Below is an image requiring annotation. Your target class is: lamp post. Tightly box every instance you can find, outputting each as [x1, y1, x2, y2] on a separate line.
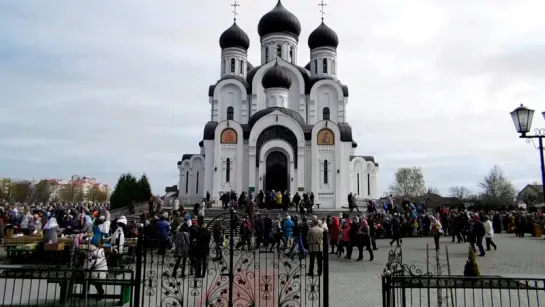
[510, 104, 545, 203]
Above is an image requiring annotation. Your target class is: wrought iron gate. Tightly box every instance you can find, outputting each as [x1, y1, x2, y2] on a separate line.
[134, 210, 329, 307]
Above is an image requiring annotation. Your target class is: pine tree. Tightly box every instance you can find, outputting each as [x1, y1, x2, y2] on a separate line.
[110, 173, 139, 209]
[463, 245, 480, 277]
[137, 174, 153, 202]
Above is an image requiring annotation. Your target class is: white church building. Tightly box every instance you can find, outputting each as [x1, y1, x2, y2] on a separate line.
[178, 1, 379, 208]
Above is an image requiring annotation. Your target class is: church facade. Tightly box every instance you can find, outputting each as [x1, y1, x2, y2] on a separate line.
[177, 1, 379, 208]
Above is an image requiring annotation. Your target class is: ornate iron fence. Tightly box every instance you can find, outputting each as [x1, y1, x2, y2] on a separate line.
[382, 246, 545, 307]
[135, 209, 330, 307]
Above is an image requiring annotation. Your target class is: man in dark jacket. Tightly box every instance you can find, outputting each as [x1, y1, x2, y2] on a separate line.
[472, 216, 486, 257]
[193, 216, 211, 278]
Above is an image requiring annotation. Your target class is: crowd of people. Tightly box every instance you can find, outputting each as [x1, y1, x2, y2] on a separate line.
[1, 197, 544, 282]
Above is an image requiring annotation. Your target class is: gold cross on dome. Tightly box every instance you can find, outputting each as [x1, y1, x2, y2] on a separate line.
[318, 0, 327, 21]
[231, 0, 240, 21]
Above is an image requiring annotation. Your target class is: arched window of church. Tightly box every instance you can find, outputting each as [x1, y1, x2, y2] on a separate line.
[240, 60, 244, 74]
[357, 173, 360, 195]
[289, 46, 294, 63]
[323, 107, 330, 120]
[226, 107, 234, 120]
[324, 160, 328, 184]
[367, 174, 371, 196]
[323, 59, 328, 74]
[277, 45, 282, 58]
[314, 59, 318, 74]
[230, 59, 235, 73]
[185, 171, 189, 193]
[265, 47, 269, 62]
[226, 158, 231, 182]
[196, 171, 199, 194]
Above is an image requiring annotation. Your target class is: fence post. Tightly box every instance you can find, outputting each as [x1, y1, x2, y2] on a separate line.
[228, 208, 235, 307]
[322, 229, 329, 307]
[133, 226, 144, 307]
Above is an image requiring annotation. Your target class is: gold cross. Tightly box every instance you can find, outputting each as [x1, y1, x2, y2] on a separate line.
[231, 0, 240, 21]
[318, 0, 327, 21]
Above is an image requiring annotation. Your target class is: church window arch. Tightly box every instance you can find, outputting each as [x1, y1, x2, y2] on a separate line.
[265, 47, 269, 62]
[196, 171, 199, 194]
[226, 158, 231, 182]
[277, 45, 282, 58]
[314, 59, 318, 74]
[230, 59, 235, 73]
[289, 46, 294, 63]
[323, 59, 328, 74]
[185, 171, 189, 193]
[323, 107, 330, 120]
[367, 174, 371, 196]
[324, 160, 329, 184]
[239, 59, 244, 74]
[226, 106, 234, 120]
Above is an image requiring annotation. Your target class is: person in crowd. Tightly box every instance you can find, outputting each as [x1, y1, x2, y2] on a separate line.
[84, 245, 107, 295]
[172, 224, 190, 277]
[307, 218, 323, 276]
[111, 216, 127, 254]
[193, 216, 211, 278]
[483, 215, 497, 251]
[430, 216, 442, 250]
[156, 212, 171, 255]
[355, 218, 374, 262]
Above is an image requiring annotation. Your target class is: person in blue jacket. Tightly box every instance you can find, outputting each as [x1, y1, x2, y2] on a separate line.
[282, 215, 294, 249]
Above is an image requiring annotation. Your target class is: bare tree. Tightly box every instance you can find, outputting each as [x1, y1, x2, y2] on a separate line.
[427, 186, 441, 195]
[389, 167, 427, 198]
[478, 165, 516, 207]
[449, 186, 470, 201]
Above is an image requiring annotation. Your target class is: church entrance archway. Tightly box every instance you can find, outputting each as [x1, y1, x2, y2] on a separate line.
[265, 151, 288, 192]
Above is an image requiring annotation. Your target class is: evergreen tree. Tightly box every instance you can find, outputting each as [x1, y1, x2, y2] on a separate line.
[110, 173, 139, 209]
[137, 174, 153, 202]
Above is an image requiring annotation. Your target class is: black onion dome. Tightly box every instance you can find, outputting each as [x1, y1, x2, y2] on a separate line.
[258, 0, 301, 38]
[308, 21, 339, 49]
[219, 22, 250, 50]
[262, 62, 292, 89]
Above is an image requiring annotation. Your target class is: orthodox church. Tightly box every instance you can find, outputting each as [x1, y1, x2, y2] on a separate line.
[177, 1, 379, 208]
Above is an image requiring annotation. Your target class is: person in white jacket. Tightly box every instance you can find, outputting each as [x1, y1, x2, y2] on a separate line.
[84, 245, 107, 295]
[483, 216, 497, 251]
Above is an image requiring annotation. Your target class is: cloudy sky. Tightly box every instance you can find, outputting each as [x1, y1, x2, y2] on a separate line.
[1, 0, 545, 196]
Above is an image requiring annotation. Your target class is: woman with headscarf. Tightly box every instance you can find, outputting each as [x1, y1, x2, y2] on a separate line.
[83, 245, 107, 295]
[43, 217, 62, 244]
[329, 216, 340, 254]
[355, 218, 374, 261]
[110, 216, 127, 254]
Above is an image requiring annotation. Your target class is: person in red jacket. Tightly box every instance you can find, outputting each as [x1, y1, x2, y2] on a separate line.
[329, 216, 340, 254]
[338, 218, 351, 257]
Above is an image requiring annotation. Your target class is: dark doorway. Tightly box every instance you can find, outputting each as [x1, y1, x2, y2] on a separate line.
[265, 151, 288, 192]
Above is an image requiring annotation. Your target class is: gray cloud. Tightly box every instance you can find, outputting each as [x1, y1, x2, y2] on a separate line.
[1, 0, 544, 196]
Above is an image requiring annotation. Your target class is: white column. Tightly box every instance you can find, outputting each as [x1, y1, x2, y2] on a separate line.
[259, 160, 265, 191]
[297, 151, 304, 193]
[249, 153, 256, 191]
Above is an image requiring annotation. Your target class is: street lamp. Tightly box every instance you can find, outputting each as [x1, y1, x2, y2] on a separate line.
[510, 104, 545, 204]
